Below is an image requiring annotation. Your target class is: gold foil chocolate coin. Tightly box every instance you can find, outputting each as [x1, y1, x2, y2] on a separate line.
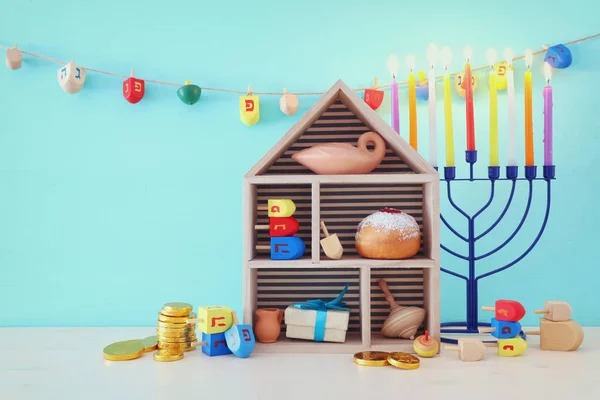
[353, 351, 390, 366]
[158, 311, 196, 323]
[153, 350, 184, 362]
[162, 302, 193, 317]
[103, 339, 145, 361]
[387, 352, 420, 370]
[141, 335, 158, 353]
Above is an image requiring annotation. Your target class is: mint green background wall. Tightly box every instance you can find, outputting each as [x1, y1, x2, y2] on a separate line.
[1, 0, 598, 326]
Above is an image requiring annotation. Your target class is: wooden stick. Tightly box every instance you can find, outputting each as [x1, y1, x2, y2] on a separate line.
[254, 224, 269, 229]
[524, 330, 540, 335]
[231, 311, 239, 325]
[444, 345, 459, 351]
[320, 220, 330, 237]
[257, 205, 268, 211]
[481, 306, 495, 311]
[478, 327, 495, 333]
[533, 309, 548, 315]
[377, 279, 401, 310]
[255, 245, 270, 251]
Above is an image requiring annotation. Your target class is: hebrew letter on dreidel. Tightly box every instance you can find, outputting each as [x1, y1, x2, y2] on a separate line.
[225, 311, 256, 358]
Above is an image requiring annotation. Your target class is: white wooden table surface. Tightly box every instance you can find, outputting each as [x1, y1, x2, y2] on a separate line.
[1, 327, 599, 400]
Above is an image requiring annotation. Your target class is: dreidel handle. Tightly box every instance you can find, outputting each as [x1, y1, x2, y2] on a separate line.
[444, 345, 459, 351]
[481, 306, 495, 311]
[534, 309, 548, 315]
[320, 221, 330, 237]
[524, 330, 540, 335]
[255, 245, 270, 250]
[478, 327, 496, 333]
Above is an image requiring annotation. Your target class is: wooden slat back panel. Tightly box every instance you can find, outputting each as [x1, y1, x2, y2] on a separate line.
[370, 269, 425, 332]
[320, 183, 424, 258]
[264, 99, 414, 175]
[256, 268, 361, 333]
[256, 184, 312, 258]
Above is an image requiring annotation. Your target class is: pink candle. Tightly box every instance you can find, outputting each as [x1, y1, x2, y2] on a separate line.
[387, 55, 400, 133]
[543, 63, 553, 165]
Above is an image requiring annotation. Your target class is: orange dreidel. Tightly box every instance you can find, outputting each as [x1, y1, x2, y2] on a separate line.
[363, 78, 384, 110]
[444, 338, 486, 361]
[254, 217, 299, 237]
[534, 301, 572, 322]
[257, 199, 296, 217]
[485, 337, 528, 357]
[320, 221, 343, 260]
[481, 300, 526, 322]
[524, 318, 583, 351]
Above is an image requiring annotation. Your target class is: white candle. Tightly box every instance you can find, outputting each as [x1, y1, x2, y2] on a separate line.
[504, 48, 517, 166]
[427, 44, 438, 167]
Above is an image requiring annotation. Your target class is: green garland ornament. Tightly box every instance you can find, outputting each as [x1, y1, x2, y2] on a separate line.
[177, 80, 201, 105]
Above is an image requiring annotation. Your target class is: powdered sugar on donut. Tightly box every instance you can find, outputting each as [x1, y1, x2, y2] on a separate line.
[356, 209, 420, 240]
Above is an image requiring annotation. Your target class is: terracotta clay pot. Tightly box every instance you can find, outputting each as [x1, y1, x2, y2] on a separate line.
[255, 308, 283, 343]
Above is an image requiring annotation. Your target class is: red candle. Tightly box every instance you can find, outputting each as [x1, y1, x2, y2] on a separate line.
[463, 47, 475, 151]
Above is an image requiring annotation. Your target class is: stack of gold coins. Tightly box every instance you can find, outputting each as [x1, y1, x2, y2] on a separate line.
[154, 302, 197, 362]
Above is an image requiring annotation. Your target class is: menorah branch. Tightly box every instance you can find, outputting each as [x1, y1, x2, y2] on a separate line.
[474, 180, 533, 261]
[472, 181, 495, 219]
[446, 182, 470, 219]
[441, 267, 468, 281]
[475, 180, 517, 240]
[476, 179, 552, 281]
[441, 244, 469, 261]
[441, 214, 468, 242]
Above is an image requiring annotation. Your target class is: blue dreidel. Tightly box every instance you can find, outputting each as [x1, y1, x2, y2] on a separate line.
[416, 71, 429, 101]
[478, 318, 522, 339]
[225, 311, 255, 358]
[544, 44, 572, 69]
[201, 332, 232, 357]
[256, 236, 305, 260]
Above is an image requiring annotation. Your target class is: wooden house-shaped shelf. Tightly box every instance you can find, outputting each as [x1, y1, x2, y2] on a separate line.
[242, 80, 440, 354]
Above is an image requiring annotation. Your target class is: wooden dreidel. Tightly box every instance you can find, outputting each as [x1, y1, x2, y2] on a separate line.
[199, 332, 232, 357]
[177, 80, 201, 105]
[257, 199, 296, 217]
[493, 61, 509, 91]
[240, 85, 260, 126]
[481, 300, 526, 322]
[485, 337, 527, 357]
[280, 88, 299, 116]
[454, 70, 478, 98]
[256, 236, 305, 260]
[320, 220, 343, 260]
[544, 44, 572, 69]
[5, 44, 22, 70]
[416, 71, 429, 101]
[123, 68, 145, 104]
[525, 318, 583, 351]
[363, 78, 384, 110]
[58, 60, 86, 94]
[187, 306, 233, 334]
[534, 301, 572, 322]
[254, 217, 299, 237]
[478, 318, 522, 339]
[224, 311, 255, 358]
[444, 338, 485, 362]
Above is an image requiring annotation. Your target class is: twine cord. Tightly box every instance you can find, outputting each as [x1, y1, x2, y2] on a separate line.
[2, 32, 599, 95]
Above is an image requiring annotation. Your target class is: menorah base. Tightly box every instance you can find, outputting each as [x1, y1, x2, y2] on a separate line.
[440, 322, 527, 344]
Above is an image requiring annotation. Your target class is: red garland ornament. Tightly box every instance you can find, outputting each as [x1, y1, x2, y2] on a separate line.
[123, 68, 145, 104]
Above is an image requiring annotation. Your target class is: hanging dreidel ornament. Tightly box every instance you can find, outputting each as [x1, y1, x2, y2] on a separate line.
[5, 44, 22, 70]
[280, 88, 299, 116]
[454, 67, 478, 98]
[363, 78, 384, 110]
[240, 85, 260, 125]
[123, 68, 145, 104]
[493, 61, 509, 91]
[416, 71, 429, 101]
[58, 60, 86, 94]
[544, 44, 572, 69]
[177, 80, 201, 105]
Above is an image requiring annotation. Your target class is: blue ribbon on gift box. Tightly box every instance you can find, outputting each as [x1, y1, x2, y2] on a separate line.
[290, 283, 350, 342]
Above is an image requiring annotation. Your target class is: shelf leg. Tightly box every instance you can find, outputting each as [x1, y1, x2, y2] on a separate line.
[360, 267, 371, 348]
[311, 181, 320, 264]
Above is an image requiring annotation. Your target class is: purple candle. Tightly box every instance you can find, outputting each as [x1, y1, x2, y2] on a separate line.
[543, 63, 553, 166]
[387, 55, 400, 133]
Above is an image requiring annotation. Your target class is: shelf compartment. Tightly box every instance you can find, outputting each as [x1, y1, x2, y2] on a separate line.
[254, 183, 312, 259]
[248, 255, 435, 269]
[369, 334, 416, 352]
[370, 268, 425, 334]
[255, 267, 361, 336]
[253, 332, 363, 354]
[320, 182, 425, 259]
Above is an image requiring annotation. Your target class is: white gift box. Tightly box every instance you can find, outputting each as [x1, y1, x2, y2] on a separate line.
[284, 305, 350, 343]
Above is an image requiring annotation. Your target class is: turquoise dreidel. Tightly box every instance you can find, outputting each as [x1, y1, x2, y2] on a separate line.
[224, 311, 256, 358]
[544, 44, 572, 69]
[416, 71, 428, 101]
[478, 318, 522, 339]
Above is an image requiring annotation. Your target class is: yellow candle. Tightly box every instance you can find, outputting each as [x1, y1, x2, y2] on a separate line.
[443, 70, 454, 167]
[489, 69, 498, 166]
[524, 50, 534, 166]
[408, 70, 417, 150]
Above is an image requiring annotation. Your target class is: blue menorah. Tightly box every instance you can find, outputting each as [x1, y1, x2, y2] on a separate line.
[438, 150, 555, 343]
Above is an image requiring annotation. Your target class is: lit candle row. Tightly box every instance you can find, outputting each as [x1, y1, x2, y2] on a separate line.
[387, 46, 554, 170]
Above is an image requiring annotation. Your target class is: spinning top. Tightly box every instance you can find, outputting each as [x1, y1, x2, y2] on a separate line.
[378, 279, 426, 339]
[177, 80, 201, 105]
[413, 330, 439, 357]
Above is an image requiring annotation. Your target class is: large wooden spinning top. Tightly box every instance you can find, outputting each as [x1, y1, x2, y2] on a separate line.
[378, 278, 426, 339]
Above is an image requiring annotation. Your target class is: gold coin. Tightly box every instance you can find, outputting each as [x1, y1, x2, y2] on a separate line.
[141, 335, 158, 353]
[158, 311, 196, 324]
[353, 351, 390, 366]
[156, 329, 193, 338]
[162, 302, 193, 317]
[184, 344, 197, 352]
[153, 350, 184, 362]
[156, 320, 197, 329]
[103, 340, 145, 361]
[158, 341, 196, 350]
[158, 336, 196, 344]
[387, 352, 420, 370]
